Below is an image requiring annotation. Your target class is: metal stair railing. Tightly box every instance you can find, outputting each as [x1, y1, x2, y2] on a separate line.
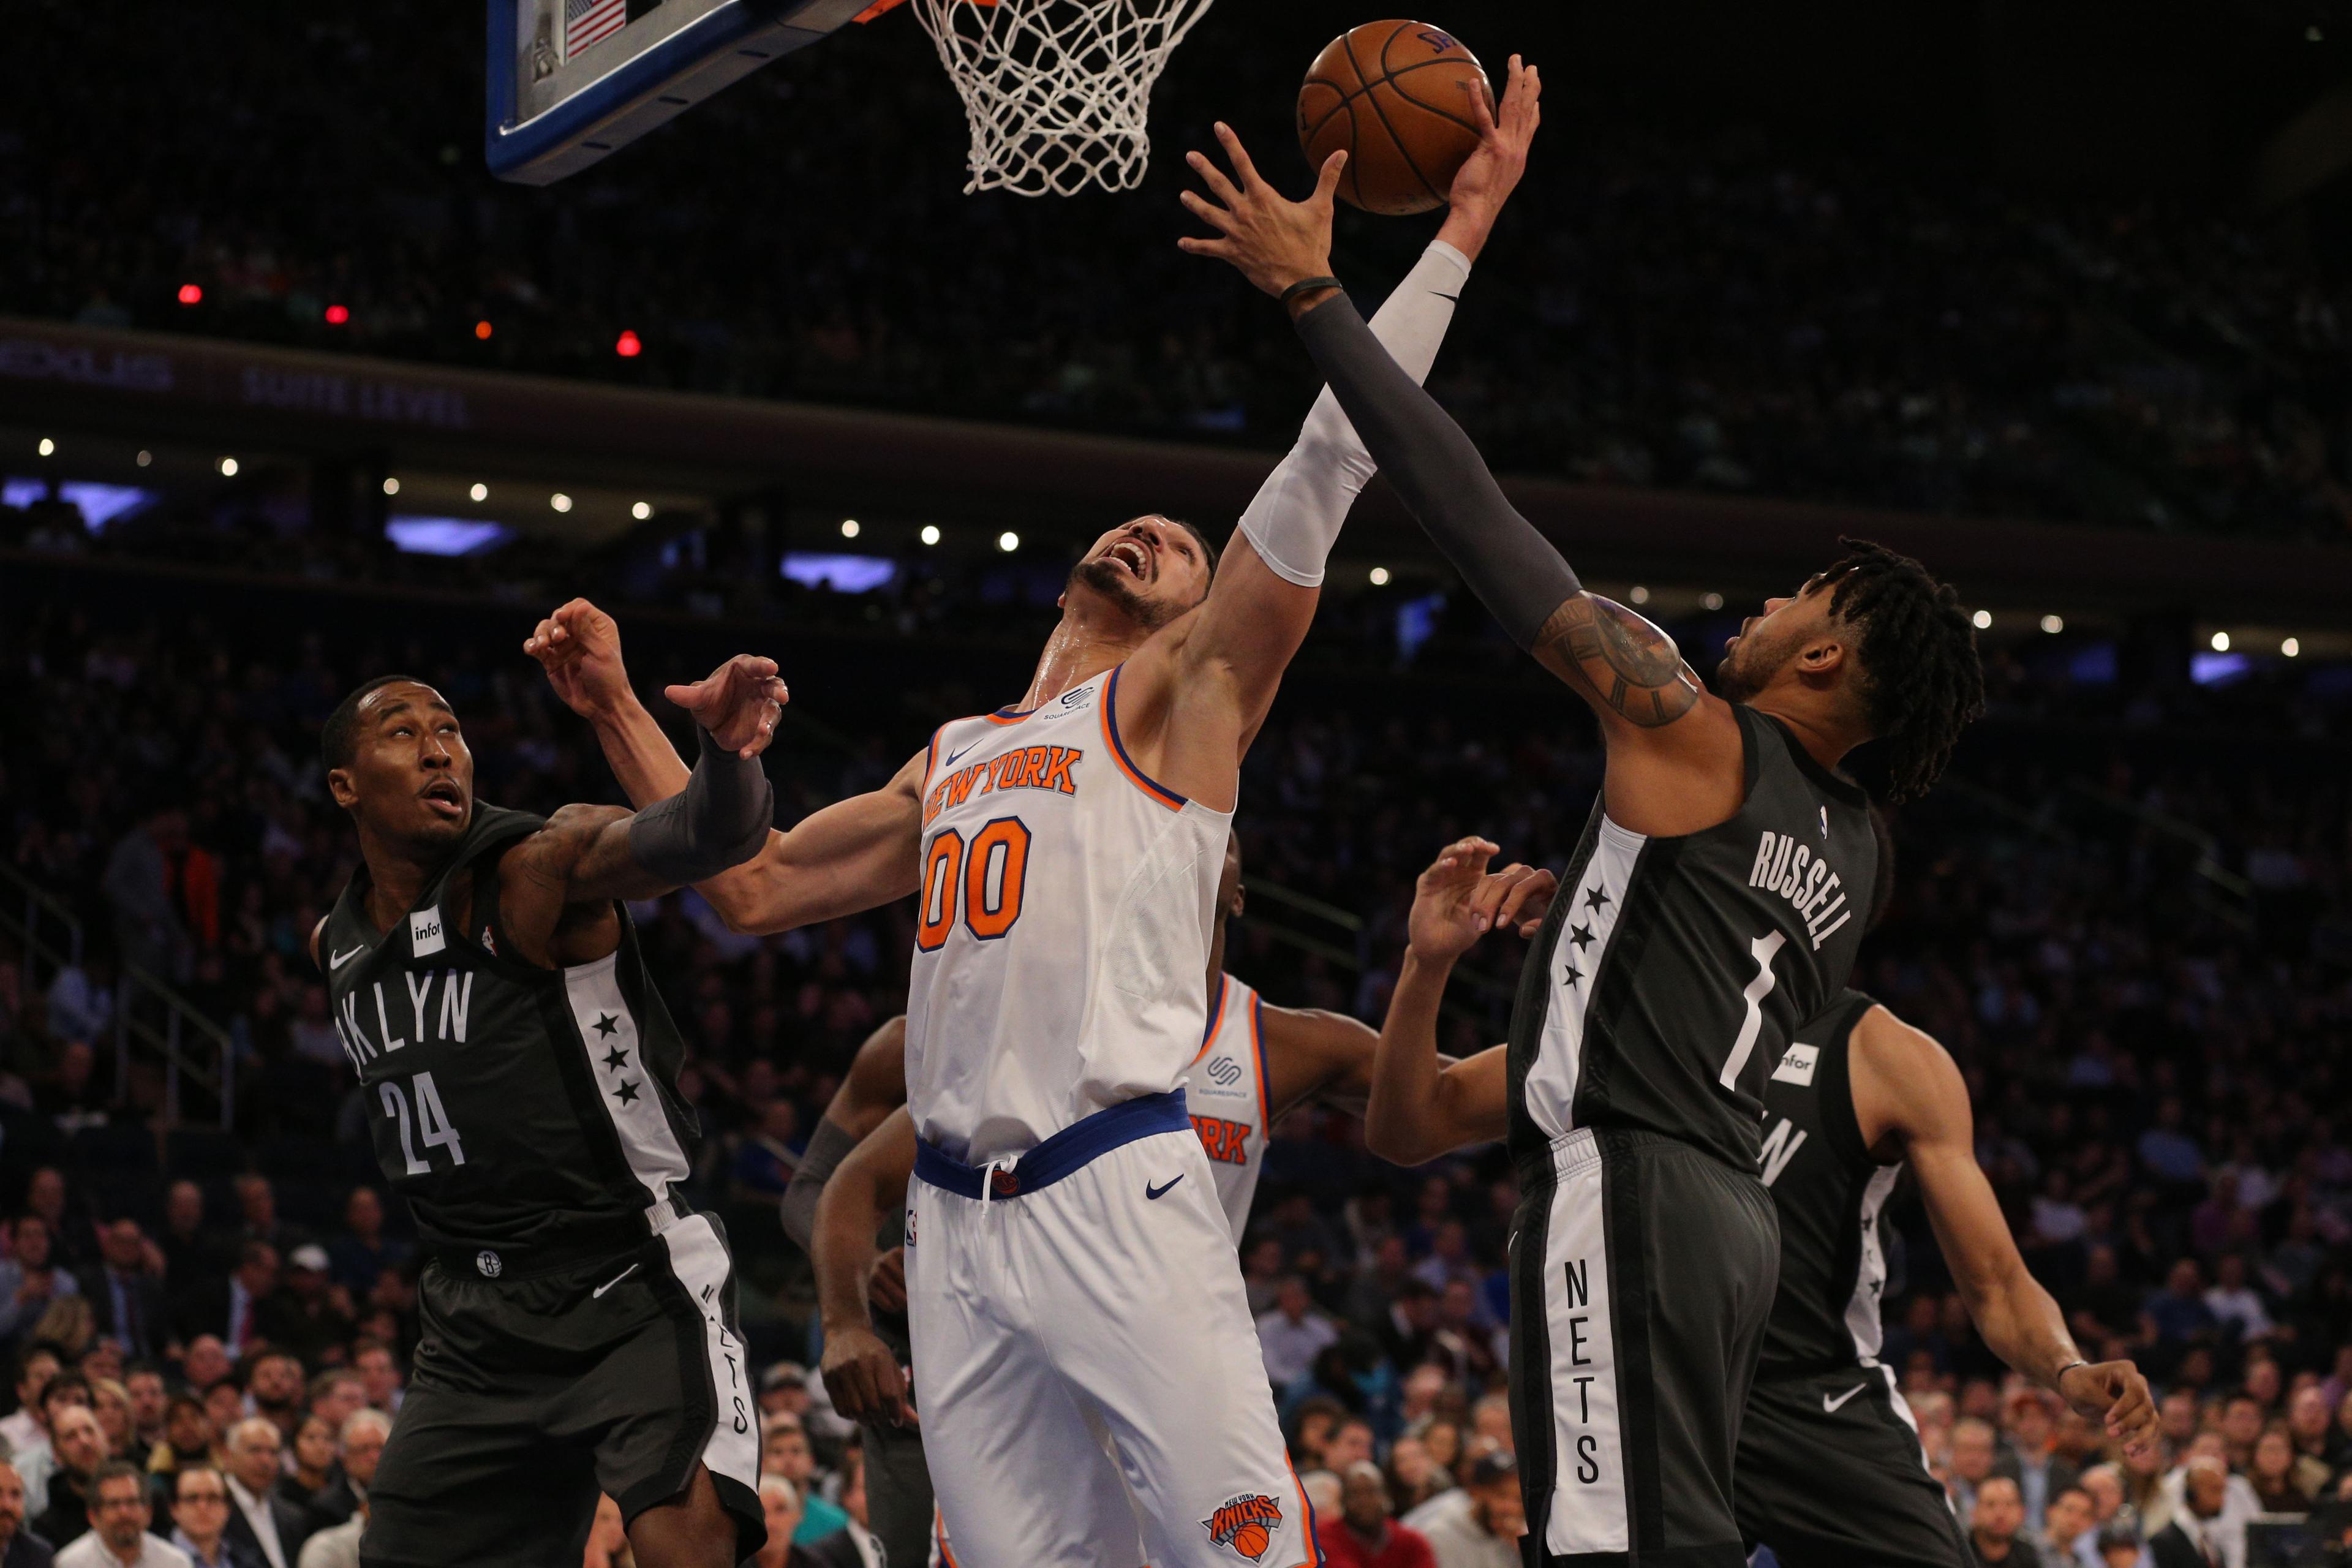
[0, 862, 236, 1128]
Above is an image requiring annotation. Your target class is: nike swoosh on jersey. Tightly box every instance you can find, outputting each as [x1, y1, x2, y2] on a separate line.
[1145, 1175, 1184, 1200]
[940, 742, 976, 770]
[1823, 1383, 1869, 1413]
[329, 944, 366, 970]
[592, 1262, 641, 1298]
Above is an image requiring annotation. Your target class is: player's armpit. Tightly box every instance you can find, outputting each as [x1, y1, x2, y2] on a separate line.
[1529, 593, 1705, 729]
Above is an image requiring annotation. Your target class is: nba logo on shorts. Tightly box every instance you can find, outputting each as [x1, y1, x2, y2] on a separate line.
[1200, 1493, 1283, 1561]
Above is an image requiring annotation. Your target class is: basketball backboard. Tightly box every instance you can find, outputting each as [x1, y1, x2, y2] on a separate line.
[486, 0, 869, 185]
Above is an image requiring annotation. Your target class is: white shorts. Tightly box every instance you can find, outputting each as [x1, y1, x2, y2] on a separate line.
[908, 1108, 1317, 1568]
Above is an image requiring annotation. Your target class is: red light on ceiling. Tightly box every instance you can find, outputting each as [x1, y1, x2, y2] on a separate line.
[324, 304, 350, 325]
[176, 284, 203, 306]
[474, 320, 494, 341]
[615, 330, 643, 358]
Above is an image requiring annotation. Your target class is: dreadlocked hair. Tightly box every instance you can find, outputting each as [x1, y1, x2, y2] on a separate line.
[1822, 538, 1985, 804]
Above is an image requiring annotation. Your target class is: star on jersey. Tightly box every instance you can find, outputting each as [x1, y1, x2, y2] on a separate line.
[594, 1014, 619, 1037]
[1584, 885, 1611, 913]
[1569, 922, 1595, 950]
[601, 1047, 630, 1072]
[1561, 960, 1584, 988]
[612, 1080, 640, 1106]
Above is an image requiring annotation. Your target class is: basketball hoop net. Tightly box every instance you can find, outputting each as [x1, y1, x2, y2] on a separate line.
[880, 0, 1218, 197]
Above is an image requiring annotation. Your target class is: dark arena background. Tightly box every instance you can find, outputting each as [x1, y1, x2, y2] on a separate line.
[6, 1, 2352, 1565]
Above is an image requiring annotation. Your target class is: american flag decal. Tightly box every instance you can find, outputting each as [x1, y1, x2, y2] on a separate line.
[564, 0, 627, 59]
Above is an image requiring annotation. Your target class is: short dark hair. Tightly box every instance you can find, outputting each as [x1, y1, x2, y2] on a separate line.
[1822, 539, 1984, 804]
[88, 1459, 144, 1503]
[1167, 517, 1221, 582]
[40, 1372, 91, 1412]
[172, 1462, 228, 1501]
[321, 673, 428, 772]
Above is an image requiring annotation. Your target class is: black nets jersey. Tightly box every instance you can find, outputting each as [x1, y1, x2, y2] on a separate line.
[1506, 706, 1877, 1174]
[1755, 989, 1902, 1375]
[321, 802, 703, 1269]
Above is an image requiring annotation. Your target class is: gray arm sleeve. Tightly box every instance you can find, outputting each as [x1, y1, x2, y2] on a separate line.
[1292, 293, 1580, 650]
[780, 1115, 861, 1251]
[625, 725, 775, 885]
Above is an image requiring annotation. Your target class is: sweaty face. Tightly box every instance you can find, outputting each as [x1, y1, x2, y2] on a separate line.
[1715, 574, 1839, 702]
[1065, 516, 1212, 631]
[330, 681, 474, 850]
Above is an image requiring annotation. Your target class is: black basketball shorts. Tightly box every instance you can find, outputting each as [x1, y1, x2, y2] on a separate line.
[1509, 1128, 1780, 1567]
[1735, 1365, 1972, 1568]
[362, 1212, 763, 1568]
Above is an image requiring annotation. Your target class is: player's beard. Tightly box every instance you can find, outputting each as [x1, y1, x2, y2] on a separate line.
[1068, 557, 1183, 631]
[1715, 622, 1798, 704]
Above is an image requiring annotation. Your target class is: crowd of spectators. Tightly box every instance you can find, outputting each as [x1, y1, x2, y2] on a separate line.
[6, 2, 2351, 543]
[1, 546, 2350, 1566]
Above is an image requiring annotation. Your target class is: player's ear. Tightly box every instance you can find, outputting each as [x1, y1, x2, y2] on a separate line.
[1796, 636, 1847, 686]
[327, 766, 359, 809]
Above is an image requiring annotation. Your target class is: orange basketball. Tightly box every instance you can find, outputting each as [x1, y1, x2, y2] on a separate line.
[1297, 20, 1494, 216]
[1231, 1521, 1270, 1559]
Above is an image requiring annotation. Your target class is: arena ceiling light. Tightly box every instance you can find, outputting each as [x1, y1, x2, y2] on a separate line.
[920, 526, 941, 546]
[1700, 592, 1724, 611]
[470, 483, 489, 502]
[36, 437, 53, 457]
[2211, 631, 2231, 652]
[1368, 567, 1391, 586]
[475, 320, 494, 341]
[1628, 585, 1650, 605]
[325, 304, 350, 325]
[382, 477, 401, 496]
[615, 330, 643, 358]
[631, 502, 652, 521]
[551, 492, 573, 513]
[2283, 638, 2301, 658]
[840, 519, 861, 538]
[997, 531, 1020, 552]
[217, 456, 239, 477]
[176, 284, 202, 306]
[2040, 615, 2064, 634]
[135, 451, 151, 468]
[1972, 609, 1993, 630]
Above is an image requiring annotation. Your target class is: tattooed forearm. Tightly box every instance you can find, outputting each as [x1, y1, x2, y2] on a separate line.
[1533, 595, 1703, 726]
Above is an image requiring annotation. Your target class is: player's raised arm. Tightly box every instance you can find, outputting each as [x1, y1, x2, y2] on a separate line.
[1134, 61, 1537, 791]
[780, 1017, 907, 1251]
[1185, 65, 1740, 763]
[1363, 837, 1550, 1166]
[815, 1107, 919, 1428]
[1849, 1005, 2158, 1460]
[528, 600, 923, 933]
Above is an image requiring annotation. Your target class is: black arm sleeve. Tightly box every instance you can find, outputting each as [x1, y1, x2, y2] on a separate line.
[625, 725, 775, 885]
[1292, 293, 1580, 649]
[780, 1115, 861, 1252]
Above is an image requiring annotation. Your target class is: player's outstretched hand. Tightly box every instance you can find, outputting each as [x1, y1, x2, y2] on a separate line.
[1177, 122, 1344, 301]
[665, 655, 788, 761]
[524, 598, 633, 718]
[2059, 1359, 2158, 1463]
[1409, 837, 1556, 963]
[1440, 55, 1541, 261]
[821, 1324, 916, 1428]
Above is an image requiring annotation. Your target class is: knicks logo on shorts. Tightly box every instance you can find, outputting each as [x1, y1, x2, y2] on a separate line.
[1201, 1493, 1283, 1561]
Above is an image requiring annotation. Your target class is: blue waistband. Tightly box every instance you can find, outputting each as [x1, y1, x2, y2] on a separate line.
[914, 1089, 1190, 1200]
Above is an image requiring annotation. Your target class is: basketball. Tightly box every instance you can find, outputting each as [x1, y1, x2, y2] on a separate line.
[1297, 20, 1495, 216]
[1231, 1521, 1270, 1559]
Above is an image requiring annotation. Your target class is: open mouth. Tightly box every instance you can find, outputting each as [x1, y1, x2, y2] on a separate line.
[1107, 538, 1152, 581]
[421, 778, 465, 819]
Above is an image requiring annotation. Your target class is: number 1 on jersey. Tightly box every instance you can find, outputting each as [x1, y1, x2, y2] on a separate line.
[1719, 930, 1787, 1090]
[917, 818, 1032, 950]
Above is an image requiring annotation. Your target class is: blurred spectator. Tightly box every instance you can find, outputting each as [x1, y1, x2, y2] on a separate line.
[102, 811, 194, 984]
[86, 1385, 130, 1466]
[2147, 1458, 2227, 1568]
[1317, 1460, 1434, 1568]
[1, 1352, 65, 1455]
[121, 1370, 165, 1461]
[238, 1357, 304, 1449]
[1257, 1277, 1339, 1389]
[799, 1441, 881, 1568]
[2201, 1259, 2272, 1346]
[1970, 1476, 2039, 1566]
[752, 1476, 819, 1568]
[2044, 1487, 2097, 1568]
[32, 1408, 110, 1548]
[1400, 1451, 1520, 1568]
[163, 1466, 254, 1568]
[142, 1398, 211, 1488]
[78, 1226, 167, 1368]
[300, 1411, 382, 1535]
[263, 1256, 349, 1373]
[1997, 1389, 2079, 1542]
[217, 1420, 303, 1568]
[53, 1461, 184, 1568]
[0, 1458, 51, 1568]
[0, 1224, 83, 1346]
[288, 1501, 358, 1568]
[758, 1415, 845, 1547]
[345, 1346, 399, 1419]
[153, 1192, 215, 1301]
[318, 1198, 401, 1304]
[274, 1423, 331, 1524]
[1952, 1418, 2001, 1526]
[172, 1250, 282, 1362]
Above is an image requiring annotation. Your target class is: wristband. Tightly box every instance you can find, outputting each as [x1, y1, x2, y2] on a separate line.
[2054, 1360, 2088, 1385]
[1281, 276, 1343, 304]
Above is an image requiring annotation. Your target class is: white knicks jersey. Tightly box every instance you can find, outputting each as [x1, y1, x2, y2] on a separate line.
[906, 664, 1234, 1164]
[1181, 974, 1271, 1243]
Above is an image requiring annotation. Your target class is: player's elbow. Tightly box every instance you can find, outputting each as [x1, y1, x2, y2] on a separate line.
[1363, 1112, 1438, 1168]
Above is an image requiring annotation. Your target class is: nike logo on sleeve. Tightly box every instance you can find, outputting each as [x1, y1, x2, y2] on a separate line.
[1823, 1384, 1869, 1413]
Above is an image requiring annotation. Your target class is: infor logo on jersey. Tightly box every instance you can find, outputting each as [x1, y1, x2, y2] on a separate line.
[410, 907, 445, 957]
[1201, 1493, 1283, 1561]
[1771, 1043, 1820, 1086]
